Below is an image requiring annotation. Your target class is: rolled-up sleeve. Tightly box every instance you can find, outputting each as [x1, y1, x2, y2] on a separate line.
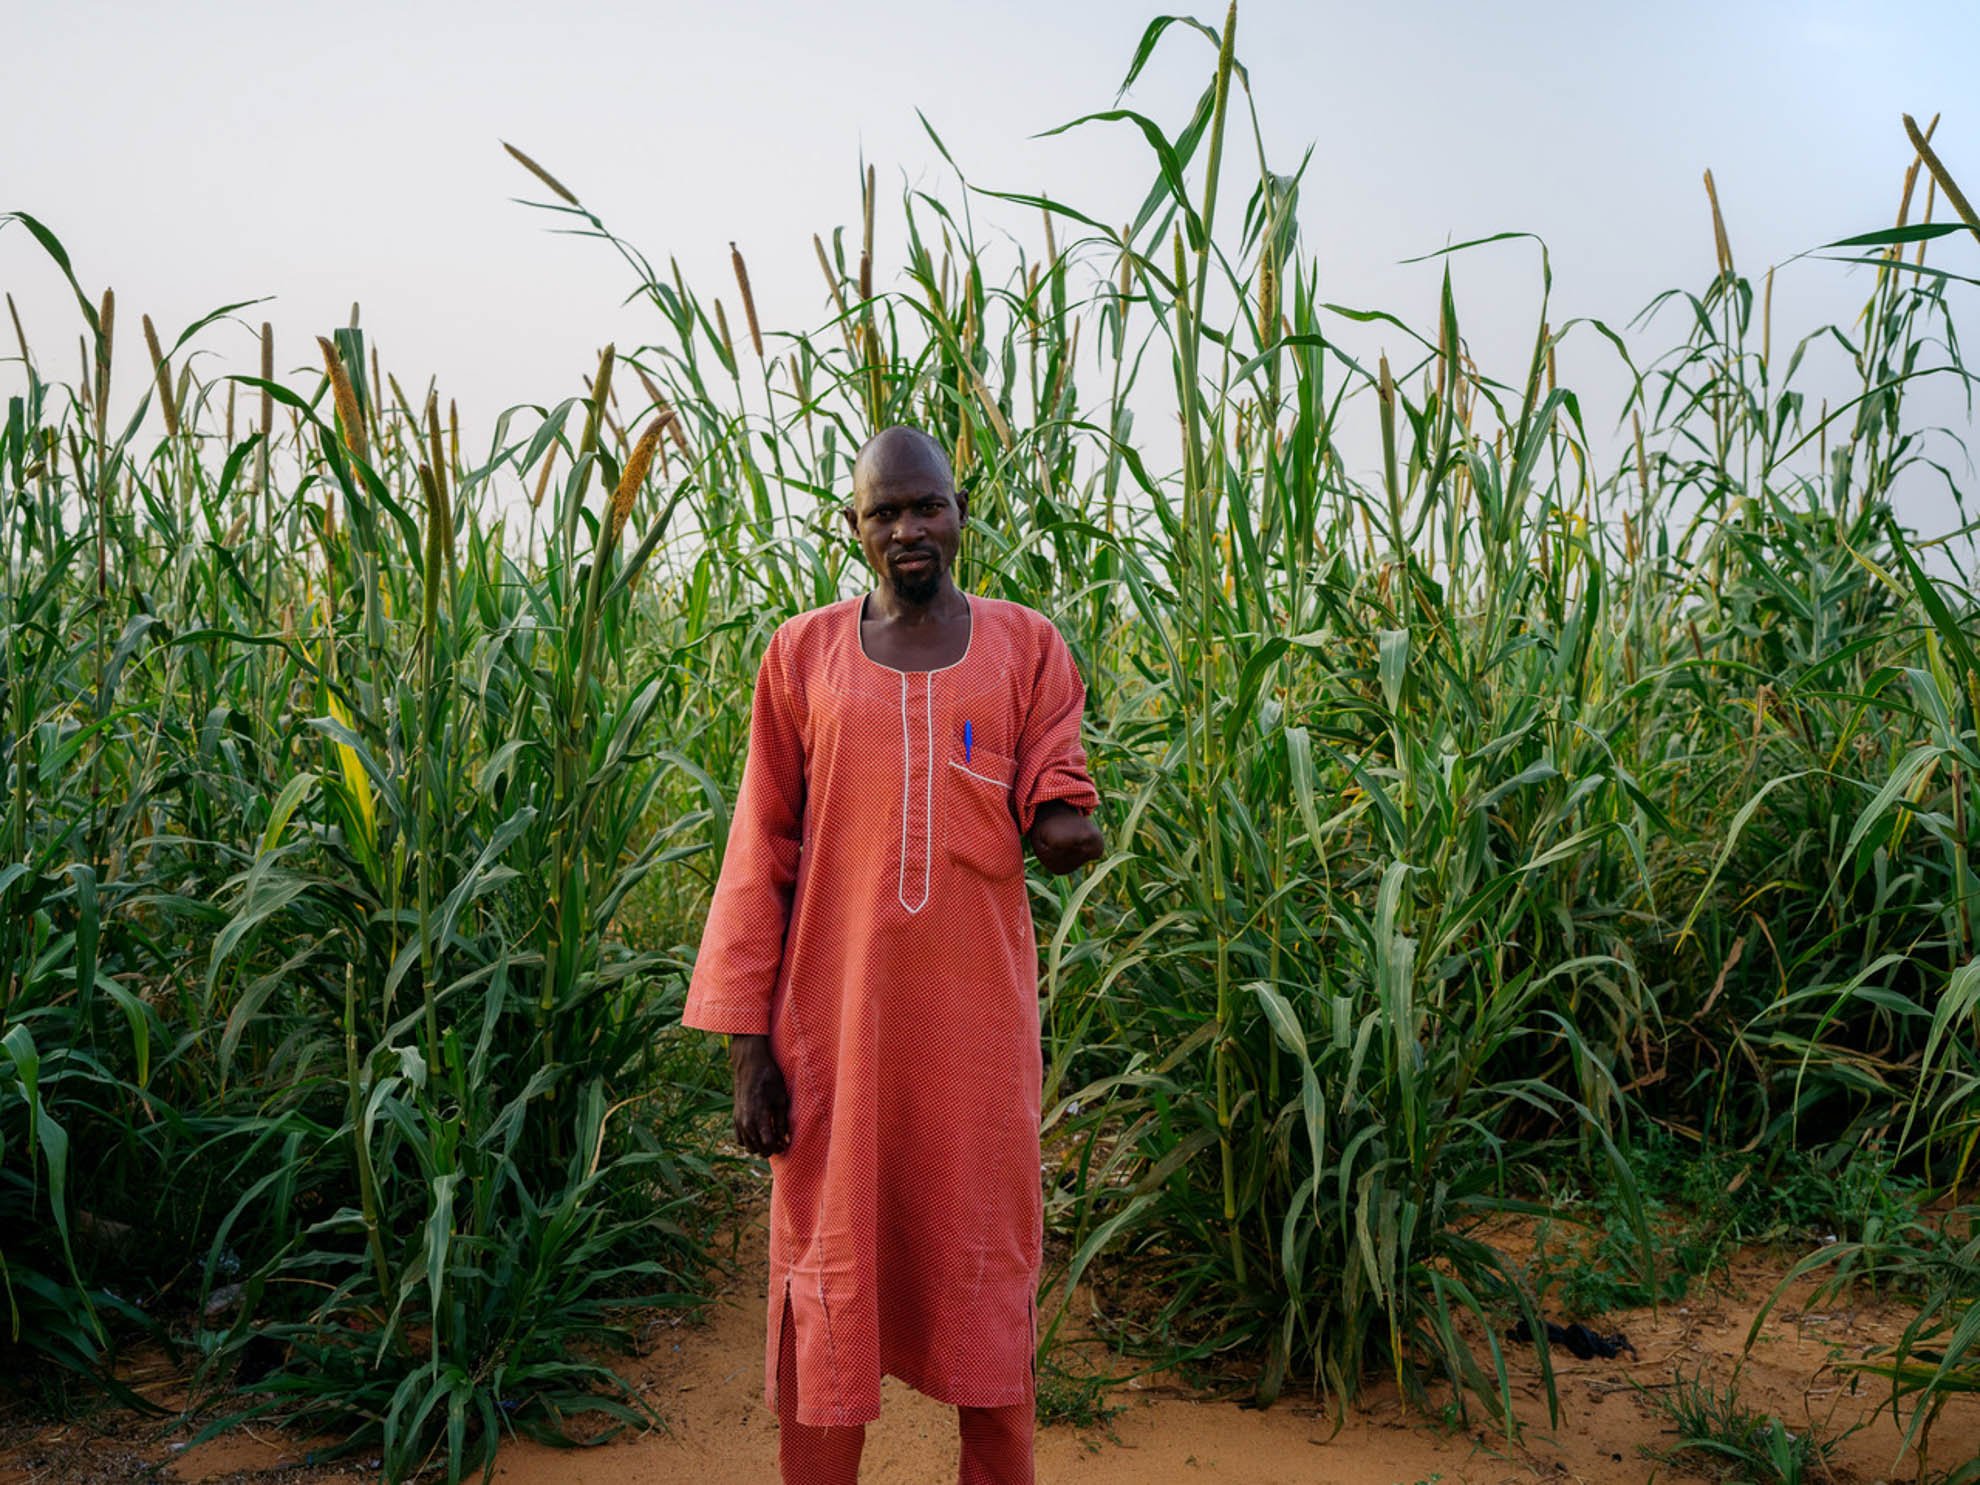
[1013, 619, 1100, 835]
[681, 627, 805, 1035]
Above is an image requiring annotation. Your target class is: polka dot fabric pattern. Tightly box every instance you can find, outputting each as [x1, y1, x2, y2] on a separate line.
[775, 1289, 1036, 1483]
[776, 1290, 866, 1481]
[681, 594, 1099, 1433]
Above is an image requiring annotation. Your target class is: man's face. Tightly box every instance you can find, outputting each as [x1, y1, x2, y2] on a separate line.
[846, 455, 966, 605]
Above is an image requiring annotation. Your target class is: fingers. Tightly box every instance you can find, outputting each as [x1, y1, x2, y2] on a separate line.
[1032, 827, 1103, 876]
[738, 1115, 777, 1157]
[1034, 842, 1077, 876]
[735, 1071, 793, 1157]
[762, 1072, 791, 1154]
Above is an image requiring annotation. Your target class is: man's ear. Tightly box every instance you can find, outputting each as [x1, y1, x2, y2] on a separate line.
[842, 503, 858, 537]
[956, 489, 969, 525]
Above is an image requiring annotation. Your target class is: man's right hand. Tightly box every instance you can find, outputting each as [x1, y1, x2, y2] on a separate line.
[729, 1034, 791, 1156]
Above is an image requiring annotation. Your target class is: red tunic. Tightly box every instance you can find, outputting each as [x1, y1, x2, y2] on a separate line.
[680, 593, 1100, 1426]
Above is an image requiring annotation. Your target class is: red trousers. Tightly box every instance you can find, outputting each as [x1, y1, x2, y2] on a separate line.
[775, 1292, 1035, 1484]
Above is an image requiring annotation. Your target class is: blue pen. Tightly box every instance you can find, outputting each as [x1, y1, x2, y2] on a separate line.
[964, 720, 973, 763]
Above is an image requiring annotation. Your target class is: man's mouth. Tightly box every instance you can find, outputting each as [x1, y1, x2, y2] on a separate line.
[892, 551, 937, 572]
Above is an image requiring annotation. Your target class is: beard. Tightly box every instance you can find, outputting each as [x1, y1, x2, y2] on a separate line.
[888, 556, 942, 605]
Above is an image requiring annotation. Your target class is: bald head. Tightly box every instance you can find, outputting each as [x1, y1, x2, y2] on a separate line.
[845, 424, 966, 605]
[852, 425, 953, 495]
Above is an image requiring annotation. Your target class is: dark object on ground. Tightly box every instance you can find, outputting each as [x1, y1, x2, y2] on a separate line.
[235, 1333, 286, 1386]
[1508, 1317, 1636, 1360]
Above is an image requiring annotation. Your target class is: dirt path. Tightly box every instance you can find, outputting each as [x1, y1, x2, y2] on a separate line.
[9, 1210, 1976, 1484]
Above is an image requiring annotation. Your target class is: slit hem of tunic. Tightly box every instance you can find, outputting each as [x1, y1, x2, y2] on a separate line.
[769, 1273, 790, 1416]
[774, 1273, 876, 1428]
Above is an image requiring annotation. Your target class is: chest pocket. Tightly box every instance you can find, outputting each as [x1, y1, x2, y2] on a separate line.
[945, 741, 1024, 881]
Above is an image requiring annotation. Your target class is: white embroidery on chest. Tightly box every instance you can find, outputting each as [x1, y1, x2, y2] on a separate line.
[898, 672, 934, 913]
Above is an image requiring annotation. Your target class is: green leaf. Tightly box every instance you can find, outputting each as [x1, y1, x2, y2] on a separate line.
[1376, 628, 1409, 715]
[260, 772, 319, 854]
[1, 213, 99, 331]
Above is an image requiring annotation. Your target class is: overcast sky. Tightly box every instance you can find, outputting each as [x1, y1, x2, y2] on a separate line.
[6, 0, 1977, 538]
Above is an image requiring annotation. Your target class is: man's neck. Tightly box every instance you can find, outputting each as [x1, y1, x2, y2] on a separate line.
[867, 578, 963, 625]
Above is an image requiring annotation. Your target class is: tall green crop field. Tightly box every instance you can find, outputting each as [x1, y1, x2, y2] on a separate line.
[4, 10, 1977, 1480]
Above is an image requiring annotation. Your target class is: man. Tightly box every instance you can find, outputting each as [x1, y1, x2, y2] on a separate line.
[681, 425, 1104, 1484]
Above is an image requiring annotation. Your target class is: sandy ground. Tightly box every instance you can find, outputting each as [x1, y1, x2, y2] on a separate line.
[6, 1209, 1976, 1485]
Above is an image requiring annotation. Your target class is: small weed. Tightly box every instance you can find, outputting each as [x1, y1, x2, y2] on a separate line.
[1641, 1365, 1840, 1483]
[1530, 1134, 1928, 1315]
[1034, 1363, 1122, 1430]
